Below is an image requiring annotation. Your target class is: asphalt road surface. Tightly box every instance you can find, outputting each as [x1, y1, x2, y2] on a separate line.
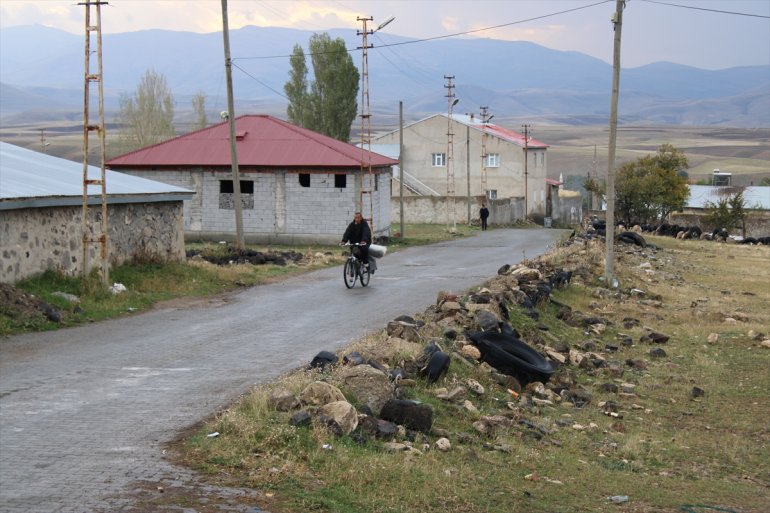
[0, 228, 564, 513]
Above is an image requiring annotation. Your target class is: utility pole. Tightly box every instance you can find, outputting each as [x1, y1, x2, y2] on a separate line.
[399, 100, 404, 238]
[221, 0, 244, 250]
[357, 16, 375, 231]
[480, 106, 490, 199]
[445, 75, 458, 231]
[605, 0, 625, 286]
[80, 0, 109, 284]
[522, 123, 531, 220]
[466, 124, 471, 224]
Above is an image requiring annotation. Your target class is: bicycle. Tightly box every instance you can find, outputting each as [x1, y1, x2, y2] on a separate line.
[341, 242, 370, 289]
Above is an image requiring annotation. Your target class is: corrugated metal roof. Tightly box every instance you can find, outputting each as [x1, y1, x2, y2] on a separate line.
[687, 185, 770, 210]
[107, 115, 399, 169]
[448, 114, 549, 149]
[0, 142, 192, 210]
[380, 113, 548, 149]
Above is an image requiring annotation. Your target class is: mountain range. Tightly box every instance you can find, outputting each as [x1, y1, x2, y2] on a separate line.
[1, 24, 768, 127]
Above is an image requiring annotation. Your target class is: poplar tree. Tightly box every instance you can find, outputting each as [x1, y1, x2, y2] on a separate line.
[284, 33, 359, 142]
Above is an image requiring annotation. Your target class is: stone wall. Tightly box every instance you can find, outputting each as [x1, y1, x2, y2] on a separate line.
[670, 211, 770, 238]
[391, 196, 525, 225]
[1, 202, 185, 284]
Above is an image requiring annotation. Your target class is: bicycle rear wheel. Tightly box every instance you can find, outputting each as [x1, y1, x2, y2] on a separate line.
[343, 259, 357, 288]
[359, 261, 370, 287]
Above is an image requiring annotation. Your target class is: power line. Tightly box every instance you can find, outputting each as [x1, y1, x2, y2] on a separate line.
[234, 0, 613, 61]
[231, 61, 288, 99]
[639, 0, 770, 18]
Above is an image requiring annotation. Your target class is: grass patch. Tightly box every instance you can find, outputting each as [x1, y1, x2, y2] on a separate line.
[172, 234, 770, 513]
[1, 224, 477, 337]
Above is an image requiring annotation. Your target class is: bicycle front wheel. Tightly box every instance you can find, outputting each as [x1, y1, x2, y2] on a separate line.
[343, 259, 357, 288]
[359, 261, 370, 287]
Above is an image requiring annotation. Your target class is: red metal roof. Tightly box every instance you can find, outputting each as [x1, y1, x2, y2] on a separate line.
[546, 178, 563, 186]
[107, 115, 399, 169]
[472, 122, 549, 149]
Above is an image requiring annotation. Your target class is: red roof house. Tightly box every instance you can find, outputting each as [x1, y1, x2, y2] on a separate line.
[107, 115, 398, 243]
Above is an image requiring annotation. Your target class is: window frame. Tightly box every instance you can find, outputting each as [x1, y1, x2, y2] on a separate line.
[431, 152, 446, 167]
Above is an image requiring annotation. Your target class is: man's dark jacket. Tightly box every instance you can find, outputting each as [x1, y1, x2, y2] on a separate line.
[343, 219, 371, 244]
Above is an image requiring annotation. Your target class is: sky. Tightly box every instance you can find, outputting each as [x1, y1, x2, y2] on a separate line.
[0, 0, 768, 70]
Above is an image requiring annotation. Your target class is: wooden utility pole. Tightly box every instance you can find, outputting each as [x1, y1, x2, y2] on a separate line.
[221, 0, 244, 250]
[605, 0, 625, 285]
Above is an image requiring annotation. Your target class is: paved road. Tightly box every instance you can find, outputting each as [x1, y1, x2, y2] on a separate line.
[0, 228, 563, 512]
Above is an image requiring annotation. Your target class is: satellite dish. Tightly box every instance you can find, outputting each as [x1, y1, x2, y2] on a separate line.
[220, 111, 229, 120]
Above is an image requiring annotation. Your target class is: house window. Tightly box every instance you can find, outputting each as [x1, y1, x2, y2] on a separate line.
[485, 153, 500, 168]
[540, 152, 545, 166]
[219, 180, 254, 210]
[299, 173, 310, 187]
[486, 190, 497, 200]
[431, 153, 446, 167]
[220, 180, 254, 194]
[335, 174, 346, 188]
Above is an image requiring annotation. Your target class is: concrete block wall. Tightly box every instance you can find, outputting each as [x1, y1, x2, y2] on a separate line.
[1, 202, 185, 284]
[118, 168, 392, 244]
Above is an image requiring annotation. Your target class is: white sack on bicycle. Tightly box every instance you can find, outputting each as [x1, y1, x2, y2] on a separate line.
[369, 244, 387, 258]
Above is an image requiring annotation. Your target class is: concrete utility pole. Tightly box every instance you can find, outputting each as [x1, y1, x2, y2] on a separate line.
[399, 100, 404, 238]
[522, 123, 531, 220]
[221, 0, 244, 250]
[466, 124, 471, 224]
[605, 0, 625, 285]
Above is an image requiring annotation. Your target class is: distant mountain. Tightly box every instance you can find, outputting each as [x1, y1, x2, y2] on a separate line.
[1, 24, 768, 127]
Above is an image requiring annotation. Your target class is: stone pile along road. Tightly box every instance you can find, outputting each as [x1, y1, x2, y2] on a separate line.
[0, 228, 564, 513]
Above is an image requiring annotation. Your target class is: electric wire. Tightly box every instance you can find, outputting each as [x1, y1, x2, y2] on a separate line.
[639, 0, 770, 18]
[234, 0, 614, 61]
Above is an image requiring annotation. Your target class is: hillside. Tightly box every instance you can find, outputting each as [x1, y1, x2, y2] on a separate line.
[1, 24, 768, 127]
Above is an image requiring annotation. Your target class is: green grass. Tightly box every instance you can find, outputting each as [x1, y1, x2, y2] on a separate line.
[1, 224, 476, 337]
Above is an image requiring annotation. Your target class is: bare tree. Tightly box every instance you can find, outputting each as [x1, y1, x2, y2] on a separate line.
[192, 91, 208, 130]
[113, 69, 175, 154]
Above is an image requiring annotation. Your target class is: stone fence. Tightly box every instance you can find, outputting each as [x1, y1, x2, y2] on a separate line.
[1, 202, 186, 284]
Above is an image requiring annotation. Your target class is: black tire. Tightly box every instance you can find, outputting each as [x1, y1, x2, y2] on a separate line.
[469, 331, 554, 385]
[344, 259, 357, 288]
[359, 261, 370, 287]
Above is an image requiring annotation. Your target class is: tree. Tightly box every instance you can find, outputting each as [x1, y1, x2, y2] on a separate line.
[615, 144, 690, 225]
[192, 91, 208, 130]
[284, 33, 359, 141]
[284, 44, 309, 127]
[704, 189, 748, 236]
[115, 69, 175, 153]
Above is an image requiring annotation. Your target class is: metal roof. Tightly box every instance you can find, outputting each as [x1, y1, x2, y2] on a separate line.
[687, 185, 770, 210]
[0, 142, 192, 210]
[107, 115, 399, 169]
[378, 113, 548, 149]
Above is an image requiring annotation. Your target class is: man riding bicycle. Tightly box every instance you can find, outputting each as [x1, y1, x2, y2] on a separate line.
[341, 212, 371, 271]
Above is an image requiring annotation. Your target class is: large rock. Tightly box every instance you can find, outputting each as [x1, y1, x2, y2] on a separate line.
[336, 365, 394, 416]
[380, 399, 434, 433]
[298, 381, 346, 407]
[267, 387, 299, 411]
[318, 401, 358, 435]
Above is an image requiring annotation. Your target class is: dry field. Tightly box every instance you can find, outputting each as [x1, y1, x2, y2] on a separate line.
[1, 121, 767, 186]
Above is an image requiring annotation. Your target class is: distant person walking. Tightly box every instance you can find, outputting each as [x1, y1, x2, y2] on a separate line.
[479, 203, 490, 231]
